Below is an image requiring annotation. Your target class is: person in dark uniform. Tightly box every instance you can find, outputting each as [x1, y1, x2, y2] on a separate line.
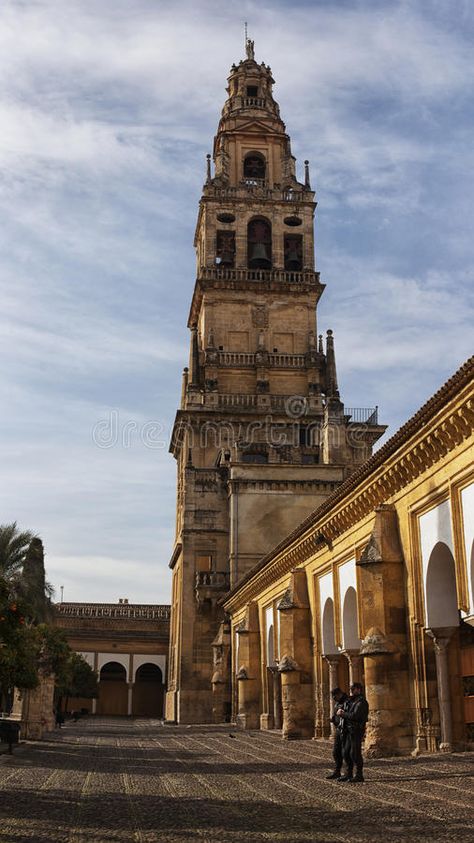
[326, 687, 349, 779]
[336, 681, 369, 783]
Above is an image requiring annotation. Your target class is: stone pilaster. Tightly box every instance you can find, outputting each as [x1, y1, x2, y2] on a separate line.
[277, 570, 314, 738]
[235, 602, 261, 730]
[211, 618, 231, 723]
[357, 505, 412, 756]
[11, 670, 55, 740]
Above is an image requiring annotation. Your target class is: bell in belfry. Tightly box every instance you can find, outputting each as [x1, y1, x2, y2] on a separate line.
[249, 242, 271, 268]
[286, 245, 301, 270]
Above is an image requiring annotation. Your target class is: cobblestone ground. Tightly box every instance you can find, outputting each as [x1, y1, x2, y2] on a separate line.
[0, 718, 473, 843]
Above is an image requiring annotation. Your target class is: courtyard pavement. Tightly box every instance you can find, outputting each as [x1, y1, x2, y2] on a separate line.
[0, 718, 473, 843]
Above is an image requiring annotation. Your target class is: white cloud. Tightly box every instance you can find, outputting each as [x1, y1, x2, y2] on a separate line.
[0, 0, 473, 603]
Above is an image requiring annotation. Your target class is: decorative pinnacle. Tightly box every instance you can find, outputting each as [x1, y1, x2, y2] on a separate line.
[206, 153, 211, 184]
[304, 160, 311, 190]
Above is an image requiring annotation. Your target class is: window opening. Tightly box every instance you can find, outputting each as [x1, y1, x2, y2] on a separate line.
[243, 153, 266, 181]
[196, 554, 212, 572]
[216, 230, 235, 267]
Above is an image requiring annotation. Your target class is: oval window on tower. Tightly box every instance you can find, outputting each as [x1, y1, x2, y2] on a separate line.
[217, 212, 235, 224]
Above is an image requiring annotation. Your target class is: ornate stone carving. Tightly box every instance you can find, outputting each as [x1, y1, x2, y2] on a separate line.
[236, 667, 249, 680]
[360, 627, 398, 656]
[252, 305, 269, 328]
[278, 654, 299, 673]
[358, 533, 382, 565]
[277, 587, 294, 611]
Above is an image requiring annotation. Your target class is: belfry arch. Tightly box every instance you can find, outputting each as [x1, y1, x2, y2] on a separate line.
[247, 217, 272, 269]
[243, 151, 266, 182]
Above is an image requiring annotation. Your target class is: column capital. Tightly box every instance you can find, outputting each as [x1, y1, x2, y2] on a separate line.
[322, 653, 340, 667]
[425, 626, 457, 654]
[341, 648, 360, 660]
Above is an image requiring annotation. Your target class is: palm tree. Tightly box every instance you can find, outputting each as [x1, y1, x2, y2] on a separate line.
[0, 522, 36, 585]
[0, 523, 54, 623]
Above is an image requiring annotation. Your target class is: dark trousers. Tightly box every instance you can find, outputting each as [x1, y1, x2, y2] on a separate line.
[332, 730, 344, 772]
[343, 730, 364, 775]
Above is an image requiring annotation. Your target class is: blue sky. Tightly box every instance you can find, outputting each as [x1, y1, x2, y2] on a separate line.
[0, 0, 473, 604]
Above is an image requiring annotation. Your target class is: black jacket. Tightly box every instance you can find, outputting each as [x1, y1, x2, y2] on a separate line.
[330, 694, 348, 732]
[340, 694, 369, 733]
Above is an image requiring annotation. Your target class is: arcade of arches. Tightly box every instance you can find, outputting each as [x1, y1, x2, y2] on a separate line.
[96, 660, 164, 717]
[55, 602, 170, 718]
[223, 357, 474, 755]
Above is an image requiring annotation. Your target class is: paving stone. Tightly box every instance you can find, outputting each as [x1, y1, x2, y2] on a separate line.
[0, 718, 472, 842]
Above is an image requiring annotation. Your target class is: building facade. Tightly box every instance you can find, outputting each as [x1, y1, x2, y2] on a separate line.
[166, 42, 385, 724]
[223, 358, 474, 754]
[56, 601, 170, 717]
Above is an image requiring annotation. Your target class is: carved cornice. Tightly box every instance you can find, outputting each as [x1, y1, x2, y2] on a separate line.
[56, 603, 171, 620]
[223, 357, 474, 612]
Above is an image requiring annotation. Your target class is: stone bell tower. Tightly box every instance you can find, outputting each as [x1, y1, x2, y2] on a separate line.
[165, 40, 385, 724]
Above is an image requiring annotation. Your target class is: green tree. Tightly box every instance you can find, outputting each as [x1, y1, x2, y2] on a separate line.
[0, 581, 40, 709]
[56, 652, 99, 713]
[0, 525, 54, 711]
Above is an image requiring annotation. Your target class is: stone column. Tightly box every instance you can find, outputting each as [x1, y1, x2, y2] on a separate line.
[127, 684, 134, 716]
[236, 667, 260, 729]
[211, 618, 231, 723]
[360, 630, 398, 756]
[260, 667, 275, 730]
[357, 506, 412, 756]
[279, 657, 307, 740]
[425, 627, 457, 752]
[343, 650, 363, 685]
[324, 655, 340, 737]
[271, 665, 283, 730]
[92, 698, 97, 715]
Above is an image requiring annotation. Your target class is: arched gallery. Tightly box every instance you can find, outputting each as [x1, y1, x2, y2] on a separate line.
[55, 602, 170, 718]
[223, 358, 474, 754]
